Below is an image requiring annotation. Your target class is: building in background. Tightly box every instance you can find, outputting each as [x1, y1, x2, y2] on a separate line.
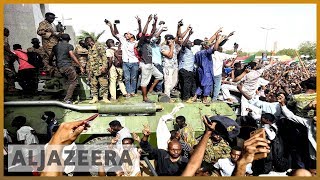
[4, 4, 76, 50]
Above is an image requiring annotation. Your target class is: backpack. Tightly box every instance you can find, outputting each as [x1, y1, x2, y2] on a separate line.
[113, 48, 123, 68]
[27, 51, 43, 69]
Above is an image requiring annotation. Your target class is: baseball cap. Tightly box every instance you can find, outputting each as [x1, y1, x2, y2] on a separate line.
[164, 34, 175, 40]
[208, 115, 240, 139]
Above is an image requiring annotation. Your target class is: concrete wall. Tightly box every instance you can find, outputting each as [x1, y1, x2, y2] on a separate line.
[4, 4, 40, 50]
[65, 25, 76, 46]
[4, 4, 75, 50]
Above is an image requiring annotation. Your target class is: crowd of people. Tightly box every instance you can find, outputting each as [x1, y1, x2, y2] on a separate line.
[4, 11, 317, 177]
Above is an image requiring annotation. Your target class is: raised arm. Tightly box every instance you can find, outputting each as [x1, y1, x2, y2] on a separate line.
[182, 116, 217, 176]
[208, 27, 223, 44]
[135, 16, 142, 35]
[154, 26, 167, 39]
[175, 20, 183, 44]
[219, 31, 235, 47]
[180, 24, 192, 40]
[233, 69, 249, 82]
[161, 40, 174, 59]
[105, 20, 120, 42]
[150, 14, 158, 36]
[139, 125, 159, 158]
[182, 29, 193, 49]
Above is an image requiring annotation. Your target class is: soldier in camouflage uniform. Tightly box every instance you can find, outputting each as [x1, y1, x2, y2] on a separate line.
[85, 37, 110, 104]
[37, 12, 60, 75]
[74, 40, 89, 74]
[27, 38, 48, 68]
[4, 27, 17, 95]
[202, 133, 231, 164]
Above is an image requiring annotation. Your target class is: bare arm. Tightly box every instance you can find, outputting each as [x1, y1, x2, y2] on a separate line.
[135, 16, 142, 34]
[180, 25, 191, 40]
[237, 83, 252, 100]
[208, 27, 223, 44]
[182, 29, 193, 47]
[150, 14, 158, 36]
[161, 42, 174, 59]
[233, 70, 248, 82]
[69, 51, 84, 73]
[105, 20, 120, 42]
[182, 117, 216, 176]
[225, 53, 238, 67]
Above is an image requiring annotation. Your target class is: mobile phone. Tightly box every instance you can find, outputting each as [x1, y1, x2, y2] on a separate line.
[104, 19, 109, 24]
[114, 20, 120, 24]
[204, 115, 212, 124]
[250, 128, 268, 160]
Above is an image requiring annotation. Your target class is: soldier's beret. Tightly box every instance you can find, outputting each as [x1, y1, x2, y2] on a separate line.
[208, 115, 240, 139]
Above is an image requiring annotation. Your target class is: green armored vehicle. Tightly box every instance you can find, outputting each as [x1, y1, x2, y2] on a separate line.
[4, 75, 237, 146]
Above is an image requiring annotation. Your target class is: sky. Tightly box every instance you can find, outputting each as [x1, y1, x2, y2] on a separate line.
[49, 4, 316, 52]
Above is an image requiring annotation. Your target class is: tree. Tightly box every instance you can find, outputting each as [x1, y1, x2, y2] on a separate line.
[298, 41, 316, 59]
[276, 48, 296, 58]
[254, 50, 272, 56]
[76, 30, 105, 42]
[225, 49, 249, 57]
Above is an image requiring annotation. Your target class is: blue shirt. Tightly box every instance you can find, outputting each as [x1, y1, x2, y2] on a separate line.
[195, 48, 214, 86]
[178, 47, 195, 72]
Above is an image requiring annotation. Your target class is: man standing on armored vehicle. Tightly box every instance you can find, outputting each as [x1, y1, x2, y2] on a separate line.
[74, 40, 89, 74]
[85, 36, 110, 104]
[37, 12, 60, 75]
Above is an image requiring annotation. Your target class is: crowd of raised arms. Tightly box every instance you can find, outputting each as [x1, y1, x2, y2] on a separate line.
[3, 12, 316, 176]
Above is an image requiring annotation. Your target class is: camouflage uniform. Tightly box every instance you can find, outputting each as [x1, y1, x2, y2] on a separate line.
[74, 44, 89, 69]
[4, 36, 16, 93]
[36, 20, 59, 73]
[203, 138, 231, 164]
[27, 46, 48, 65]
[88, 43, 109, 98]
[287, 93, 317, 118]
[179, 125, 197, 148]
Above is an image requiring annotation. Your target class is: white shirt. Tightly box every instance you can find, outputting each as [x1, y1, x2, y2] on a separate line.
[44, 142, 77, 174]
[116, 127, 132, 149]
[17, 126, 39, 144]
[116, 34, 139, 63]
[248, 95, 282, 119]
[241, 64, 274, 96]
[212, 51, 237, 76]
[214, 158, 252, 176]
[281, 105, 316, 160]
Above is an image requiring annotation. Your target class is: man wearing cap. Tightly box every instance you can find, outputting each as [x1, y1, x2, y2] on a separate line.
[49, 34, 84, 104]
[74, 40, 89, 73]
[85, 36, 110, 104]
[106, 20, 139, 97]
[202, 115, 240, 164]
[27, 38, 48, 67]
[137, 14, 163, 103]
[37, 12, 60, 73]
[192, 33, 224, 104]
[161, 21, 190, 100]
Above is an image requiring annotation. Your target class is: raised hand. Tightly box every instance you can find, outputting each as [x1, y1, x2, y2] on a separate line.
[142, 124, 151, 136]
[135, 16, 141, 24]
[148, 14, 153, 22]
[132, 132, 141, 143]
[153, 14, 158, 21]
[202, 115, 217, 132]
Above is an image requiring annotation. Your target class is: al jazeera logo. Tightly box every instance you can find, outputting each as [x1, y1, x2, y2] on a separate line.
[7, 144, 135, 172]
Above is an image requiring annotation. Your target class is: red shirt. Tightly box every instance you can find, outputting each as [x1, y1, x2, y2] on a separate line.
[13, 49, 35, 70]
